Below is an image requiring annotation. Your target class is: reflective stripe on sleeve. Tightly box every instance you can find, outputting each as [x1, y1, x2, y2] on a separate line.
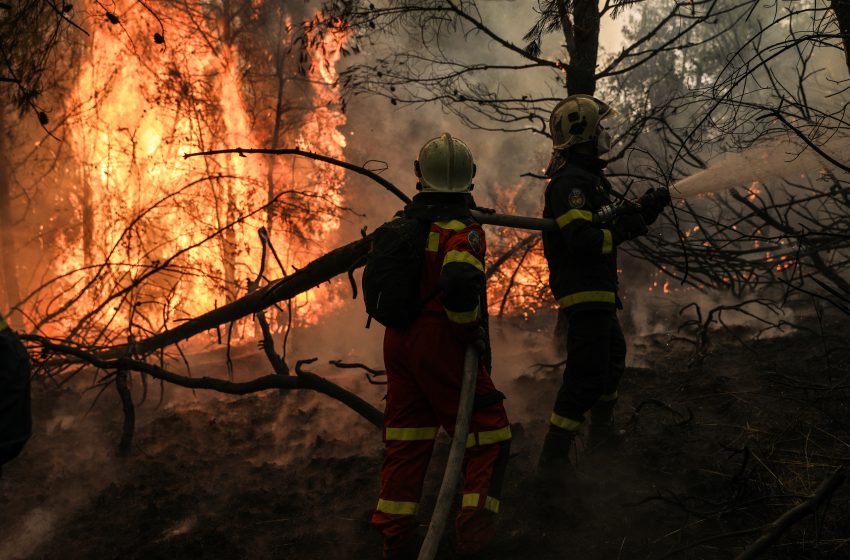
[434, 219, 468, 232]
[598, 391, 619, 402]
[550, 412, 582, 431]
[376, 499, 418, 515]
[556, 291, 616, 308]
[385, 426, 439, 441]
[555, 209, 593, 228]
[461, 493, 500, 513]
[601, 229, 613, 254]
[466, 425, 512, 448]
[446, 305, 480, 325]
[426, 231, 440, 252]
[443, 250, 484, 272]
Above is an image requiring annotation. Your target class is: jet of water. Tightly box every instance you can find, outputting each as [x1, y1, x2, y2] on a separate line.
[671, 136, 849, 199]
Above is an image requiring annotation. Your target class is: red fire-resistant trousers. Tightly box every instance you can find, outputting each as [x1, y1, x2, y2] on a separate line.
[372, 314, 512, 559]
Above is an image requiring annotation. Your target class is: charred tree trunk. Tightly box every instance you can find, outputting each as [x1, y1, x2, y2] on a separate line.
[0, 116, 21, 322]
[832, 0, 850, 76]
[559, 0, 600, 95]
[115, 369, 135, 456]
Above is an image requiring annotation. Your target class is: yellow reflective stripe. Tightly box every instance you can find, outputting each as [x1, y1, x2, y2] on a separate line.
[550, 412, 582, 431]
[461, 493, 500, 513]
[426, 231, 440, 252]
[466, 425, 512, 448]
[601, 229, 613, 255]
[385, 426, 439, 441]
[555, 209, 593, 228]
[434, 219, 468, 232]
[598, 391, 619, 402]
[484, 496, 500, 513]
[446, 305, 480, 324]
[443, 250, 484, 272]
[557, 291, 616, 308]
[376, 499, 418, 515]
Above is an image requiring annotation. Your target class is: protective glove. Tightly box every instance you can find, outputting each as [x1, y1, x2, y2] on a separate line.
[639, 188, 672, 225]
[611, 212, 648, 244]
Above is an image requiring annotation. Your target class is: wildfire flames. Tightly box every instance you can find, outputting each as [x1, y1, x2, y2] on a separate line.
[44, 2, 349, 342]
[486, 185, 555, 318]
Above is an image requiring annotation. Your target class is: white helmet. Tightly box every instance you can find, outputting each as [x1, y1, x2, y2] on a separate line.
[415, 133, 476, 193]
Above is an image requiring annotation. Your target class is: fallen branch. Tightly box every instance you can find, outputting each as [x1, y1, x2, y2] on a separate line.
[30, 337, 384, 429]
[102, 236, 372, 358]
[628, 398, 693, 427]
[329, 359, 387, 385]
[734, 467, 847, 560]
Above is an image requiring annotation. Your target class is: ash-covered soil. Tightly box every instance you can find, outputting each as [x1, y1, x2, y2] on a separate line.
[2, 319, 850, 560]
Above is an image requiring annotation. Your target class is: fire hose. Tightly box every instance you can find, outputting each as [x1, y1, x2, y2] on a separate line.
[470, 197, 646, 231]
[417, 343, 480, 560]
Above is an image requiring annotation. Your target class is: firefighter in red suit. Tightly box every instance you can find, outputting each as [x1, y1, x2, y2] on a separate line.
[371, 134, 512, 559]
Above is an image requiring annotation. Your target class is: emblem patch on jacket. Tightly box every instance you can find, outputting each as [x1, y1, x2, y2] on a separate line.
[467, 230, 482, 255]
[568, 188, 586, 208]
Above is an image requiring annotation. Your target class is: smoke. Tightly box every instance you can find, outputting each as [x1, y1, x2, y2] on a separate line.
[0, 509, 58, 560]
[673, 135, 850, 199]
[0, 391, 120, 560]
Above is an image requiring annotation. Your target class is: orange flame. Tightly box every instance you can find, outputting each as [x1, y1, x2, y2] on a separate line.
[47, 3, 349, 342]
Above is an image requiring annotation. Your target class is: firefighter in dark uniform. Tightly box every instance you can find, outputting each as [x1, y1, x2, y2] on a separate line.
[372, 134, 512, 559]
[537, 95, 670, 494]
[0, 311, 32, 473]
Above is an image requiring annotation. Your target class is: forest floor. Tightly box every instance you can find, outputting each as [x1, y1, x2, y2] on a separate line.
[1, 311, 850, 560]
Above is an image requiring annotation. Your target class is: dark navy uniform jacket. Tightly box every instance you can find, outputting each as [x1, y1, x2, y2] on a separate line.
[542, 159, 619, 313]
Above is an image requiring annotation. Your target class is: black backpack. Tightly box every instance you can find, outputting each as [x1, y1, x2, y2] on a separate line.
[362, 215, 431, 328]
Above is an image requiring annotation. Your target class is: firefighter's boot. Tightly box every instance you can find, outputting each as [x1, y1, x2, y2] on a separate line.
[587, 399, 623, 451]
[535, 426, 584, 525]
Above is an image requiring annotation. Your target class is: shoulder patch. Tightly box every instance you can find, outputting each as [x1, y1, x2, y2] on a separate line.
[467, 230, 482, 255]
[568, 188, 586, 209]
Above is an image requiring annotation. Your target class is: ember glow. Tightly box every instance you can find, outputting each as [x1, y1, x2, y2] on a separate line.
[43, 3, 349, 342]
